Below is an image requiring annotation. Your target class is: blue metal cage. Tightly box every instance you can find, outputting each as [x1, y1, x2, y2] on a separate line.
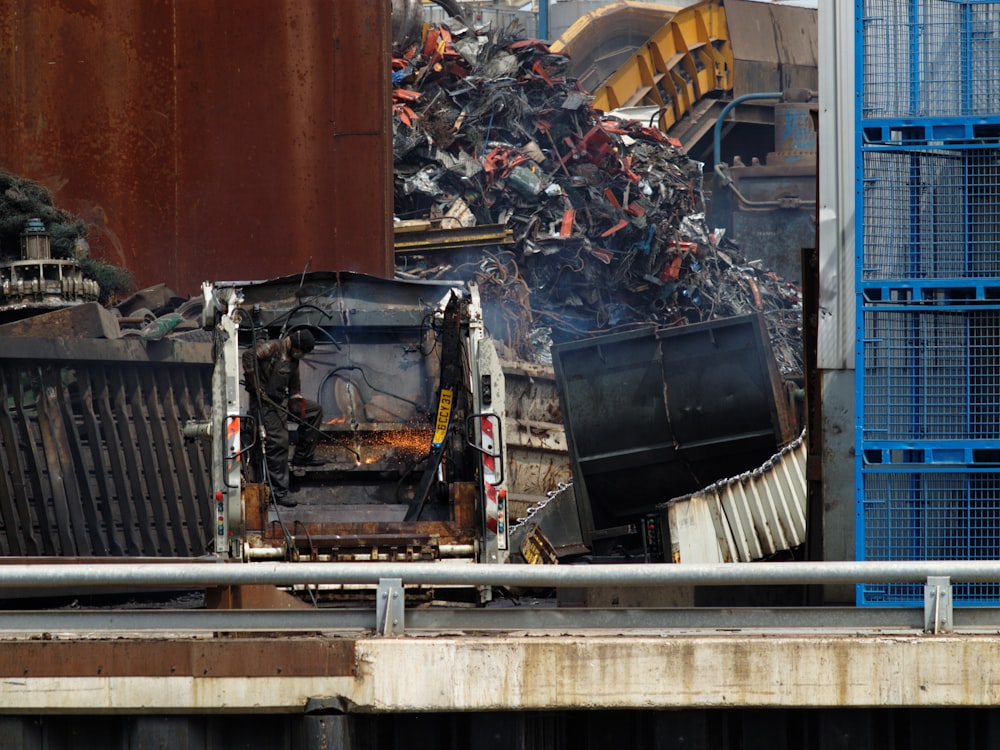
[856, 0, 1000, 609]
[858, 468, 1000, 605]
[861, 145, 1000, 281]
[861, 0, 1000, 119]
[861, 307, 1000, 442]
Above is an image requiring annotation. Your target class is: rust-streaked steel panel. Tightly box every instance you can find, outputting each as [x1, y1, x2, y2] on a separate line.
[0, 639, 356, 678]
[724, 0, 818, 96]
[0, 1, 392, 297]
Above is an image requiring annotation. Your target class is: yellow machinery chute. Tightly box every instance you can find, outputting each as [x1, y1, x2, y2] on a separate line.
[552, 1, 733, 133]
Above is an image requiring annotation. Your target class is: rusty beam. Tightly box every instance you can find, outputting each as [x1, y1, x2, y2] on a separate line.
[394, 223, 514, 255]
[0, 639, 355, 679]
[206, 584, 316, 610]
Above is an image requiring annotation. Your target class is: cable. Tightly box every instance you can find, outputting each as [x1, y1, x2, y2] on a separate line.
[272, 303, 333, 334]
[315, 364, 429, 417]
[285, 322, 343, 351]
[240, 322, 297, 554]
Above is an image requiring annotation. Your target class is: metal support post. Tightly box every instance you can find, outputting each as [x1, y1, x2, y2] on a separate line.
[924, 576, 953, 634]
[376, 578, 405, 636]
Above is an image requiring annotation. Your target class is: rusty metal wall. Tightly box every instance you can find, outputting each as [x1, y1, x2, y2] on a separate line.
[0, 0, 392, 297]
[0, 337, 213, 557]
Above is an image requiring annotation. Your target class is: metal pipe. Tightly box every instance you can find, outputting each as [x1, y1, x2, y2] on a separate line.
[3, 561, 1000, 589]
[438, 544, 476, 557]
[712, 161, 819, 210]
[243, 545, 286, 560]
[713, 91, 783, 169]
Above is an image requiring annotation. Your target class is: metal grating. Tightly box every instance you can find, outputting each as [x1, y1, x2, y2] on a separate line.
[861, 147, 1000, 280]
[862, 0, 1000, 119]
[0, 343, 214, 558]
[859, 469, 1000, 605]
[861, 307, 1000, 442]
[857, 1, 1000, 608]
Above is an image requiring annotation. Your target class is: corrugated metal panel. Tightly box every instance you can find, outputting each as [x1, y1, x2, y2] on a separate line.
[0, 337, 213, 557]
[665, 431, 807, 563]
[0, 0, 392, 297]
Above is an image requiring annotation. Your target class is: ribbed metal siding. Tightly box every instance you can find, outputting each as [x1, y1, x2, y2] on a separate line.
[0, 340, 213, 557]
[664, 432, 807, 563]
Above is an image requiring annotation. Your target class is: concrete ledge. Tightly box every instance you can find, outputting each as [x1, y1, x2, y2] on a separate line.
[2, 633, 998, 712]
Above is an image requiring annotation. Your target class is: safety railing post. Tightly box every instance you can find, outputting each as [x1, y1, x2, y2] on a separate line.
[376, 578, 405, 636]
[923, 576, 953, 634]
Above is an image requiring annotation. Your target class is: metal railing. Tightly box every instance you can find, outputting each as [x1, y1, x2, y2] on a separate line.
[2, 559, 1000, 588]
[0, 560, 996, 634]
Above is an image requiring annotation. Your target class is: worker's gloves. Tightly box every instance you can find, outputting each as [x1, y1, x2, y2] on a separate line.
[291, 397, 307, 421]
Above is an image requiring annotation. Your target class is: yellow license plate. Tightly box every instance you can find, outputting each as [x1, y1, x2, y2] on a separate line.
[431, 388, 453, 448]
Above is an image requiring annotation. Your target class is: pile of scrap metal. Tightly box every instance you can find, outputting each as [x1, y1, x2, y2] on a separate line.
[391, 22, 802, 377]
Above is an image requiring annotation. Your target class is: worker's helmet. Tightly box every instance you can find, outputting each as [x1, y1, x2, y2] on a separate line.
[290, 329, 315, 354]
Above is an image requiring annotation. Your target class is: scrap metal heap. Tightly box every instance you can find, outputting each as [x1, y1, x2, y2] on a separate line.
[392, 22, 802, 376]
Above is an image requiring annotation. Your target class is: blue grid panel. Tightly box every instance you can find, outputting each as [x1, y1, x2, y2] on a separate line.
[863, 119, 1000, 146]
[861, 307, 1000, 441]
[861, 0, 1000, 119]
[861, 146, 1000, 281]
[858, 469, 1000, 605]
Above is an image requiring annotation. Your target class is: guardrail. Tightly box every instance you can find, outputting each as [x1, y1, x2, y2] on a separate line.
[2, 560, 999, 587]
[0, 560, 994, 634]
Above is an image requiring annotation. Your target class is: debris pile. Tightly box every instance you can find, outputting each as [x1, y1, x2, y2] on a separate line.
[0, 282, 206, 341]
[392, 23, 802, 375]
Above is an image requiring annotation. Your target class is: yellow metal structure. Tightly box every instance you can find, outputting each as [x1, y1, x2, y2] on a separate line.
[555, 0, 733, 134]
[394, 220, 513, 254]
[552, 2, 687, 94]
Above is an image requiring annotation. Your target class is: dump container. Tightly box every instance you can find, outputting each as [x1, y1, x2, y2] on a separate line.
[552, 313, 796, 549]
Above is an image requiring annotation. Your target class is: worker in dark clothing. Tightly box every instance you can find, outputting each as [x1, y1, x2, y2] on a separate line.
[242, 329, 324, 507]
